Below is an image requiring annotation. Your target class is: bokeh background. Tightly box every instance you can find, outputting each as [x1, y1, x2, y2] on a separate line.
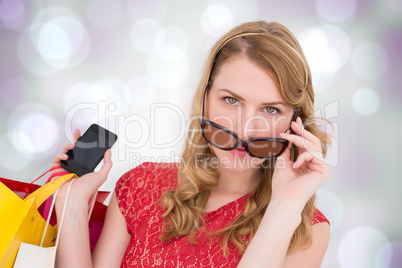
[1, 0, 401, 267]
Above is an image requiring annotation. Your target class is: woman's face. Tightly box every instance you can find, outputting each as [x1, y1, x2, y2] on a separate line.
[206, 55, 294, 172]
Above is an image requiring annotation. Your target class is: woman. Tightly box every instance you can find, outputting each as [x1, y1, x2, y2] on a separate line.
[53, 21, 331, 267]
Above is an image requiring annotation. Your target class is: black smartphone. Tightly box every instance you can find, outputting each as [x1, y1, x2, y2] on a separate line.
[60, 124, 118, 176]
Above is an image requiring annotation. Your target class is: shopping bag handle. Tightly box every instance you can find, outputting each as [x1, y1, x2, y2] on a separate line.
[25, 173, 78, 208]
[23, 166, 64, 198]
[40, 178, 76, 247]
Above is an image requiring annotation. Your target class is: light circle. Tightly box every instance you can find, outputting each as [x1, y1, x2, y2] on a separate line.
[34, 16, 90, 69]
[130, 18, 165, 53]
[316, 189, 344, 231]
[86, 0, 122, 29]
[126, 0, 167, 21]
[0, 0, 26, 29]
[0, 134, 31, 171]
[0, 77, 32, 109]
[299, 27, 344, 73]
[63, 78, 129, 113]
[169, 88, 195, 112]
[157, 45, 186, 61]
[8, 105, 59, 156]
[351, 42, 388, 79]
[157, 26, 189, 61]
[127, 76, 157, 108]
[162, 26, 189, 51]
[352, 88, 380, 116]
[338, 226, 390, 268]
[315, 0, 357, 22]
[298, 26, 350, 92]
[18, 7, 91, 75]
[36, 22, 72, 61]
[201, 4, 234, 36]
[385, 241, 402, 267]
[375, 242, 393, 268]
[63, 78, 130, 137]
[146, 53, 190, 90]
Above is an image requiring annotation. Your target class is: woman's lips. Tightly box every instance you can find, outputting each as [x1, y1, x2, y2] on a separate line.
[230, 147, 247, 157]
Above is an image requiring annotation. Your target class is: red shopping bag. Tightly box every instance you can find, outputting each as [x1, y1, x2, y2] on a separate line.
[0, 176, 110, 253]
[39, 191, 109, 252]
[0, 177, 41, 199]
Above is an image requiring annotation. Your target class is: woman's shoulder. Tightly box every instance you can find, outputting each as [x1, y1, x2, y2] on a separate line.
[311, 207, 330, 225]
[118, 161, 179, 178]
[116, 161, 179, 192]
[115, 162, 179, 218]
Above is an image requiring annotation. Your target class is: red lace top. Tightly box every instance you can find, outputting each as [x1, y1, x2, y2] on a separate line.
[115, 162, 329, 267]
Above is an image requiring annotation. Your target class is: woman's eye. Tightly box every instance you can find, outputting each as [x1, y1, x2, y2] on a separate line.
[265, 107, 278, 114]
[225, 97, 238, 105]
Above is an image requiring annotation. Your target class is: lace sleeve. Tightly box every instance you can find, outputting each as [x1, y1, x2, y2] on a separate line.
[115, 163, 148, 219]
[311, 207, 330, 225]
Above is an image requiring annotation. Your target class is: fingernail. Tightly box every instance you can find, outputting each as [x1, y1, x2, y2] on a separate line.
[293, 161, 297, 168]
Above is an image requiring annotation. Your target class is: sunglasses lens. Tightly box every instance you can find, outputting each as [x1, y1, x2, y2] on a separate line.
[201, 120, 288, 159]
[248, 140, 286, 158]
[201, 123, 237, 149]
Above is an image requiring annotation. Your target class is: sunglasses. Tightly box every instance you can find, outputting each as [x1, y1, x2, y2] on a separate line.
[200, 88, 295, 159]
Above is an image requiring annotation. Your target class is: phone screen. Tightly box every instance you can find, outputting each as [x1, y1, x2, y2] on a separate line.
[61, 124, 117, 176]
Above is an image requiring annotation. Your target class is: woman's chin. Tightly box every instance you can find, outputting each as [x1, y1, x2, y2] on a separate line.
[214, 150, 264, 172]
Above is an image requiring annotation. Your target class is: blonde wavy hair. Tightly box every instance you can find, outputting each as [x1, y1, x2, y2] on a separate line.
[161, 21, 331, 255]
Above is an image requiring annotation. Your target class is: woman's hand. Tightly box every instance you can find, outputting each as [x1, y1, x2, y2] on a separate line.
[272, 117, 331, 212]
[51, 128, 81, 171]
[51, 128, 113, 209]
[51, 129, 114, 267]
[239, 117, 330, 267]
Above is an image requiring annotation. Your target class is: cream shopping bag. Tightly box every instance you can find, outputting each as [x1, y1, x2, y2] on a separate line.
[13, 178, 76, 268]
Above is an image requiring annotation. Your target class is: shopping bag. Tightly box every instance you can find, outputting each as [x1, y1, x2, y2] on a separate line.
[0, 177, 41, 199]
[39, 191, 109, 252]
[13, 243, 56, 267]
[40, 190, 109, 224]
[2, 175, 110, 254]
[13, 178, 76, 268]
[0, 166, 67, 200]
[0, 173, 77, 268]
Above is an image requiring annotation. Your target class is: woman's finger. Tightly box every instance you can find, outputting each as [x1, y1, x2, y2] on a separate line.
[275, 135, 293, 171]
[57, 152, 68, 161]
[293, 151, 315, 169]
[277, 130, 292, 159]
[97, 149, 113, 178]
[62, 143, 74, 154]
[290, 117, 321, 146]
[295, 152, 331, 181]
[280, 131, 320, 156]
[72, 128, 81, 144]
[51, 153, 68, 168]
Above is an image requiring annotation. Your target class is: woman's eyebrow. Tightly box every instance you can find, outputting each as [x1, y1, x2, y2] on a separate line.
[261, 101, 286, 106]
[218, 88, 245, 101]
[218, 88, 286, 106]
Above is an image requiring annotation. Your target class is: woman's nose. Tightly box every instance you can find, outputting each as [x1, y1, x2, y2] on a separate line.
[240, 114, 272, 140]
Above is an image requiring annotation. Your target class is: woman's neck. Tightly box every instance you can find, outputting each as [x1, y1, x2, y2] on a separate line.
[203, 167, 262, 213]
[213, 166, 263, 196]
